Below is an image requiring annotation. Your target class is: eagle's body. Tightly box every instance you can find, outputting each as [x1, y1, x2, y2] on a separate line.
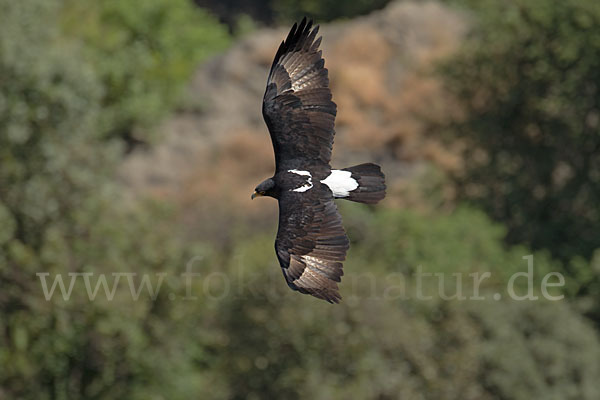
[253, 18, 386, 303]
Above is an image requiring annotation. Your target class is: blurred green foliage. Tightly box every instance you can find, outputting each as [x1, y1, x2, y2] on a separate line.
[0, 0, 225, 397]
[342, 204, 558, 281]
[193, 207, 599, 400]
[206, 296, 600, 400]
[60, 0, 230, 147]
[439, 0, 600, 265]
[1, 0, 599, 398]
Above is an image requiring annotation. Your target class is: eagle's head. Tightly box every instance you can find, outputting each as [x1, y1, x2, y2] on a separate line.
[252, 178, 277, 200]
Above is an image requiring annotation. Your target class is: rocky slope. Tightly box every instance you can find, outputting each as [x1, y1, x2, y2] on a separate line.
[120, 1, 468, 237]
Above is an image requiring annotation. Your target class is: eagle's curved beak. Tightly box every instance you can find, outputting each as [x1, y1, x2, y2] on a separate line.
[251, 191, 262, 200]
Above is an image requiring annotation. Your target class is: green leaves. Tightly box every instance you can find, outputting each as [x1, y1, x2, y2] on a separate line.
[198, 215, 600, 399]
[0, 0, 229, 398]
[60, 0, 230, 145]
[439, 0, 600, 263]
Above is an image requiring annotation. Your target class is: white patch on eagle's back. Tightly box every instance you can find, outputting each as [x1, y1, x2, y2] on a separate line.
[288, 169, 313, 192]
[320, 170, 359, 197]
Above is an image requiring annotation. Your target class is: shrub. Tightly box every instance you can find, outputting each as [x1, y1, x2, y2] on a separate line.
[438, 0, 600, 264]
[60, 0, 230, 147]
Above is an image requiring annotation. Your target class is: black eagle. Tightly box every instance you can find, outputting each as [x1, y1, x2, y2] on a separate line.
[252, 18, 386, 303]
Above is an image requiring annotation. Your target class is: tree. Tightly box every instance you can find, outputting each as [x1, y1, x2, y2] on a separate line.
[199, 222, 600, 400]
[0, 1, 216, 398]
[60, 0, 230, 148]
[438, 0, 600, 265]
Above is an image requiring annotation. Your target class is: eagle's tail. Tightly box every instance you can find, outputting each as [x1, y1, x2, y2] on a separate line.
[342, 163, 386, 204]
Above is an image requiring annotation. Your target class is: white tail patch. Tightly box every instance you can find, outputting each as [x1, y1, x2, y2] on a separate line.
[288, 169, 313, 192]
[320, 170, 358, 197]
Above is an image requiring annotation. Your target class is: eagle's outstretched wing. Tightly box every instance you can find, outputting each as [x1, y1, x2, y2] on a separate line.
[275, 187, 349, 303]
[262, 18, 336, 172]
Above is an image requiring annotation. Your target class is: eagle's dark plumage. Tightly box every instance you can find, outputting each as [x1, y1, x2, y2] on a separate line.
[254, 18, 386, 303]
[263, 18, 335, 171]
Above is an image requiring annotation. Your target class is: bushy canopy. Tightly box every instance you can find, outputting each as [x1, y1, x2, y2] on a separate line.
[60, 0, 230, 146]
[439, 0, 600, 264]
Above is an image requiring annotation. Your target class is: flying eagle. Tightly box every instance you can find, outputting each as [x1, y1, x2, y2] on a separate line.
[252, 18, 386, 303]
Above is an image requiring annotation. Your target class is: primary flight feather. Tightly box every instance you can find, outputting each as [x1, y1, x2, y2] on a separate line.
[252, 18, 386, 303]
